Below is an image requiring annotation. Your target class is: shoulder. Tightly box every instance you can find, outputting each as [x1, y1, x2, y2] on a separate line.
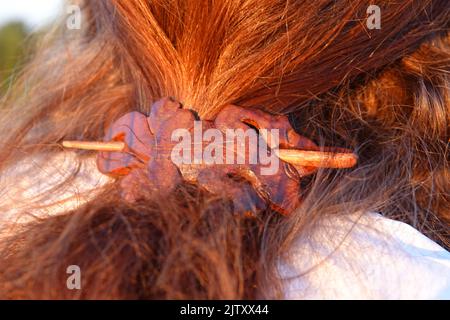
[0, 152, 111, 225]
[279, 212, 450, 299]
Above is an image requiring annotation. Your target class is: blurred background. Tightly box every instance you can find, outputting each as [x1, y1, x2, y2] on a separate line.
[0, 0, 64, 93]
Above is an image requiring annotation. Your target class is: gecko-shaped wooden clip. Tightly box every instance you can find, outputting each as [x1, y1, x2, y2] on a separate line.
[63, 98, 357, 215]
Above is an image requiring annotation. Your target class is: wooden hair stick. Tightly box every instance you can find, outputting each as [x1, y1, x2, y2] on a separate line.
[62, 140, 125, 152]
[62, 140, 358, 169]
[276, 149, 357, 169]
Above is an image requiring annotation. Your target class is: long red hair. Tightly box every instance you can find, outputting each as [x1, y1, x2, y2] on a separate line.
[0, 0, 448, 299]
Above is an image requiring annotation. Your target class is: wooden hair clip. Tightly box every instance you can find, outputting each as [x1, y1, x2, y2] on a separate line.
[61, 99, 359, 215]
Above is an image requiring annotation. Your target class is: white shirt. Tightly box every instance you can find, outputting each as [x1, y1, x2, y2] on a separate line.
[1, 152, 449, 299]
[279, 212, 450, 299]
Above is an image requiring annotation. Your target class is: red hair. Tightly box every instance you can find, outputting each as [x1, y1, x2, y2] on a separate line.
[0, 0, 448, 298]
